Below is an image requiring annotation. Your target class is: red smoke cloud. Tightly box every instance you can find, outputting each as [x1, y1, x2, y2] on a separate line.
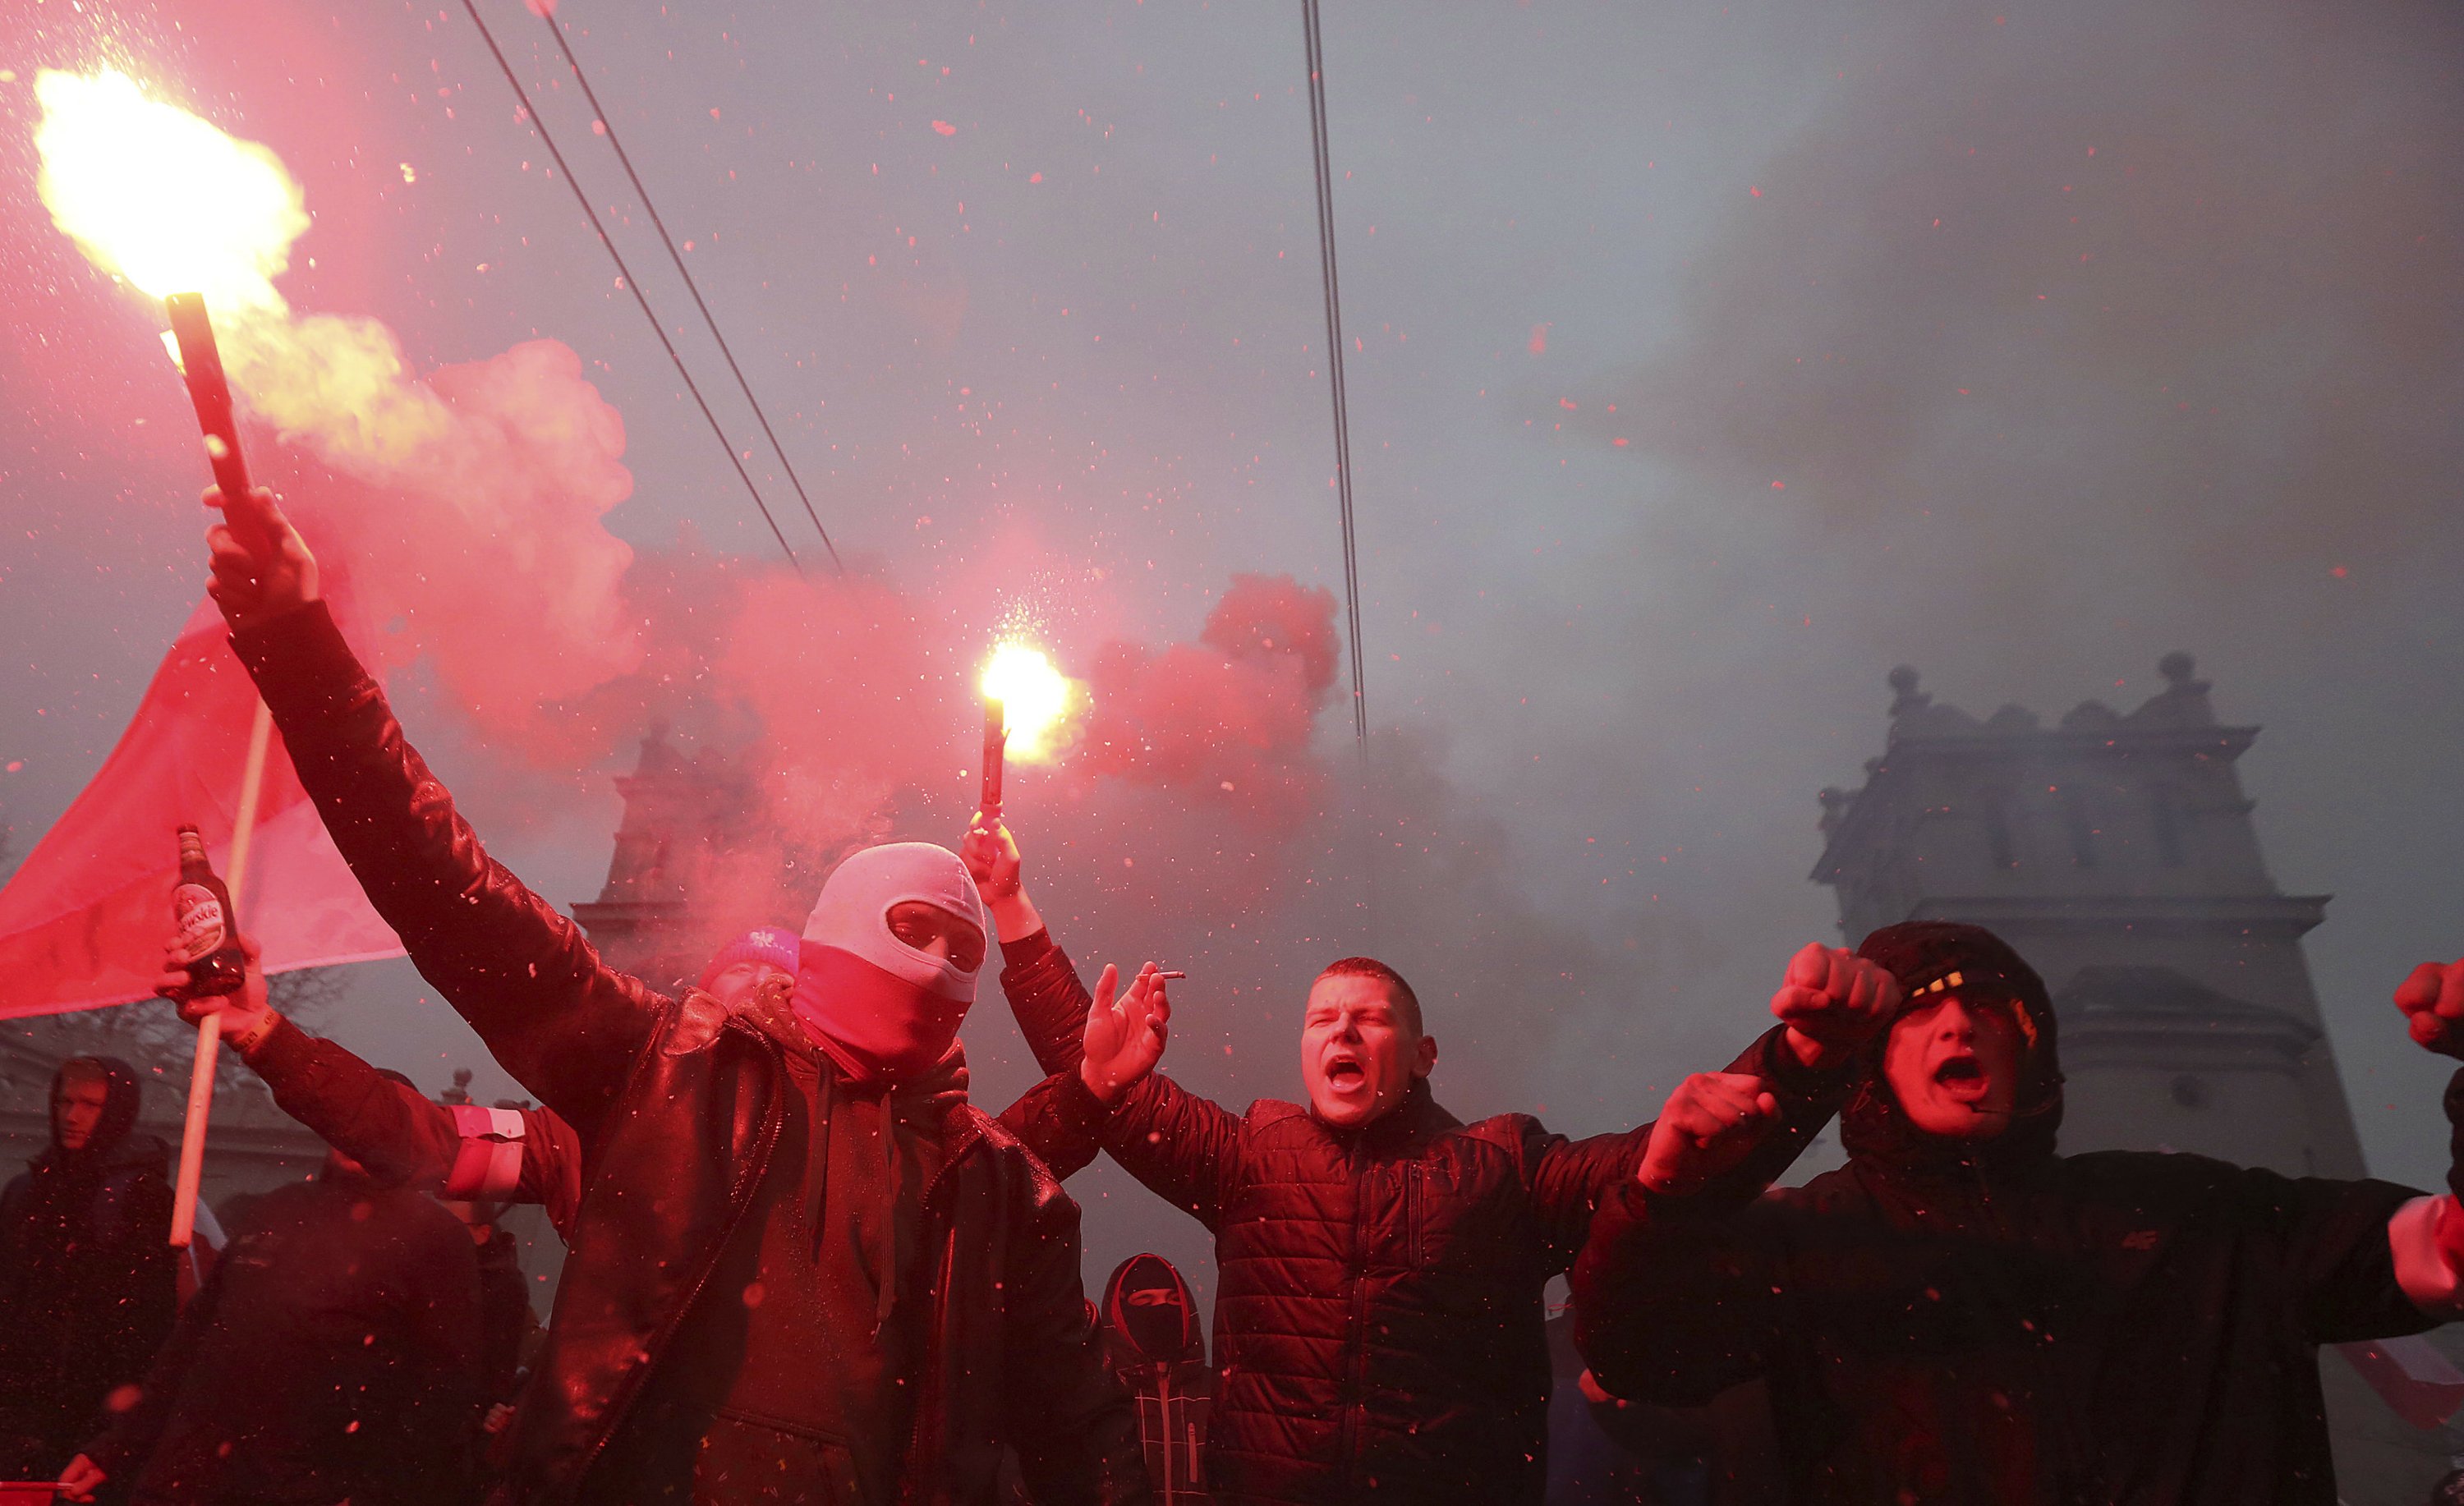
[1074, 573, 1340, 833]
[277, 336, 640, 770]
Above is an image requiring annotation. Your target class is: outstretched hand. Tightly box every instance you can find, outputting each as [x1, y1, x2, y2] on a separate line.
[1771, 942, 1901, 1071]
[2396, 958, 2464, 1061]
[204, 484, 319, 631]
[1636, 1072, 1781, 1197]
[1080, 962, 1172, 1105]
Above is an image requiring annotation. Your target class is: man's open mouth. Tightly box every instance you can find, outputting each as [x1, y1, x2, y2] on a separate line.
[1933, 1055, 1988, 1101]
[1325, 1056, 1367, 1090]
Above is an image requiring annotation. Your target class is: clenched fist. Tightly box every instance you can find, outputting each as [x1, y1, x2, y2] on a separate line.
[204, 483, 319, 631]
[1636, 1072, 1781, 1197]
[960, 815, 1042, 942]
[1772, 942, 1902, 1071]
[2396, 958, 2464, 1061]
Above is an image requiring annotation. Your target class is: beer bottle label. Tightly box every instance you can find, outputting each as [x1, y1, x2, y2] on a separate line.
[172, 883, 227, 962]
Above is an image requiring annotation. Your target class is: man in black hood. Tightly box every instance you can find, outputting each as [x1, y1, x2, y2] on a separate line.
[0, 1055, 178, 1478]
[1096, 1253, 1212, 1503]
[1570, 922, 2464, 1505]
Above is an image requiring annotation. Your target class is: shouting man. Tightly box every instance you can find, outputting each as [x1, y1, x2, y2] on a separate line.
[968, 819, 1888, 1504]
[1571, 921, 2464, 1505]
[197, 484, 1148, 1506]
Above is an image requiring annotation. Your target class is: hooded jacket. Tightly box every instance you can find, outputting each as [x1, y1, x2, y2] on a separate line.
[1000, 930, 1848, 1506]
[0, 1057, 178, 1475]
[228, 601, 1145, 1506]
[1570, 921, 2450, 1506]
[1097, 1254, 1212, 1502]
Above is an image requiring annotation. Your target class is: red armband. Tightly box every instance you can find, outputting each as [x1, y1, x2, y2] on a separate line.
[445, 1104, 527, 1201]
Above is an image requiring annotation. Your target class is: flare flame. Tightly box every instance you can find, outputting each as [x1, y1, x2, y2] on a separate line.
[981, 642, 1075, 762]
[34, 68, 308, 315]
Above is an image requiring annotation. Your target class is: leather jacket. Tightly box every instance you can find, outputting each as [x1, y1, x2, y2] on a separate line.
[232, 602, 1147, 1506]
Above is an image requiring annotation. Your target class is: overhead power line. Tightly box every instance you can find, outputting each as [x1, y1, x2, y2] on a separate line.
[1302, 0, 1370, 760]
[454, 0, 806, 576]
[538, 12, 845, 573]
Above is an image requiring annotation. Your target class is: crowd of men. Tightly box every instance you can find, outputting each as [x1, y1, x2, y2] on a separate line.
[2, 481, 2461, 1504]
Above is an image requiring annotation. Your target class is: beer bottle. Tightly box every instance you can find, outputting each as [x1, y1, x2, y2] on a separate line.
[172, 824, 247, 997]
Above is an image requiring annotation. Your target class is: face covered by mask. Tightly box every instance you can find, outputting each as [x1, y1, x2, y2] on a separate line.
[790, 842, 990, 1082]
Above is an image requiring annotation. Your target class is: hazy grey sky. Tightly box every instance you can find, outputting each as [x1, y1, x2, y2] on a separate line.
[2, 0, 2458, 1292]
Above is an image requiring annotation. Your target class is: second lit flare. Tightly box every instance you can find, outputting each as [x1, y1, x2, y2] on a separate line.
[978, 641, 1074, 822]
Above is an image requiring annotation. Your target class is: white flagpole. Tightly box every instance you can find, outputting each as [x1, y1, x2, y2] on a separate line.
[169, 696, 272, 1249]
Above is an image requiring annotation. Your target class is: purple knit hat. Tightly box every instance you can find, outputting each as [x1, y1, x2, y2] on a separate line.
[698, 925, 802, 991]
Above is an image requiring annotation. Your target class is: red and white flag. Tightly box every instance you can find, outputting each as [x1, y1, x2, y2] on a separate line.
[0, 596, 401, 1018]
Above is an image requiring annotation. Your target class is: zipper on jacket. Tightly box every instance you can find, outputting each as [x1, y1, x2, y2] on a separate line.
[1339, 1136, 1372, 1486]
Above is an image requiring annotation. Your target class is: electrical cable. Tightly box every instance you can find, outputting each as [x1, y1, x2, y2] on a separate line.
[1302, 0, 1370, 760]
[539, 12, 845, 573]
[454, 0, 806, 576]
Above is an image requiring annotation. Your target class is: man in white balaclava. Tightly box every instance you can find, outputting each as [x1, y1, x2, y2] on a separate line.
[790, 842, 991, 1081]
[198, 480, 1153, 1506]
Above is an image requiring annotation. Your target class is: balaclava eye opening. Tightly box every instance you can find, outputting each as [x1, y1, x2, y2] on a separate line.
[789, 842, 988, 1082]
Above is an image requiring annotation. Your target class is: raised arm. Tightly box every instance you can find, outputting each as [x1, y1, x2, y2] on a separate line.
[1529, 944, 1886, 1256]
[999, 959, 1173, 1181]
[1527, 1022, 1851, 1265]
[963, 817, 1085, 1076]
[205, 485, 663, 1135]
[1002, 959, 1243, 1224]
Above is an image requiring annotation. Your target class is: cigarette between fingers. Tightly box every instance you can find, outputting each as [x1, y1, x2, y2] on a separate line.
[1156, 970, 1187, 981]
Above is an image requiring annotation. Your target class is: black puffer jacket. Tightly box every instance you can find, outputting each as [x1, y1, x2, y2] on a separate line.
[1001, 931, 1846, 1505]
[1571, 921, 2447, 1506]
[0, 1057, 178, 1477]
[231, 602, 1147, 1506]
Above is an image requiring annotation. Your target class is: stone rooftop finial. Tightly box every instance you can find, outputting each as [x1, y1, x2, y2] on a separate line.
[2127, 650, 2216, 727]
[1887, 664, 1928, 717]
